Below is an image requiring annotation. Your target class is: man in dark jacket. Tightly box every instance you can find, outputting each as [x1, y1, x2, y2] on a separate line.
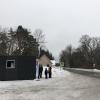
[49, 66, 52, 78]
[47, 64, 52, 78]
[44, 68, 48, 79]
[38, 64, 43, 79]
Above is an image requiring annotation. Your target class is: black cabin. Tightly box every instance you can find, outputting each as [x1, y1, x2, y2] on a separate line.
[0, 56, 36, 81]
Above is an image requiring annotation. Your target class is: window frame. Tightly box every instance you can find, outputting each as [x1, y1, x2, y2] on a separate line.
[6, 60, 15, 69]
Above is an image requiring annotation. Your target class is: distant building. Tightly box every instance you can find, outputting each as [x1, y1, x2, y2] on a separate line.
[0, 56, 36, 81]
[38, 54, 52, 67]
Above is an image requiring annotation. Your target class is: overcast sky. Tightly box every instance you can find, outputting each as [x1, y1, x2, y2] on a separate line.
[0, 0, 100, 57]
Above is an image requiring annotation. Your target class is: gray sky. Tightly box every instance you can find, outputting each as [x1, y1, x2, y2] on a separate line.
[0, 0, 100, 57]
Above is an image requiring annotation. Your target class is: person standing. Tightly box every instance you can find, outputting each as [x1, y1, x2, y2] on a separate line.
[48, 66, 52, 78]
[38, 65, 41, 79]
[39, 64, 43, 78]
[36, 60, 39, 79]
[44, 68, 48, 79]
[50, 66, 52, 78]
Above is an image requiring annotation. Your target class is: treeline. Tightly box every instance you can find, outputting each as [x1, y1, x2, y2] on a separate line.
[0, 25, 54, 60]
[60, 35, 100, 69]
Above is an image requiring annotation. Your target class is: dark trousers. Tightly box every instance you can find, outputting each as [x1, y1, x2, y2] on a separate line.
[40, 72, 42, 78]
[45, 73, 48, 79]
[49, 72, 52, 78]
[38, 72, 42, 79]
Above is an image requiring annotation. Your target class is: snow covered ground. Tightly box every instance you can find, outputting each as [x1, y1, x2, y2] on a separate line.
[0, 67, 100, 100]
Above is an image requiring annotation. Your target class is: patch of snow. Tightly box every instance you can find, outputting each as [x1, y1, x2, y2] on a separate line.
[93, 69, 100, 72]
[52, 67, 71, 77]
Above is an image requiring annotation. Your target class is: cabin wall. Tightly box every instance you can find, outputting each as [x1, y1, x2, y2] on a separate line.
[17, 56, 36, 80]
[0, 56, 36, 81]
[0, 56, 6, 80]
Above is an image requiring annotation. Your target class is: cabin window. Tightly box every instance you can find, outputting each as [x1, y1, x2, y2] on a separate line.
[6, 60, 15, 69]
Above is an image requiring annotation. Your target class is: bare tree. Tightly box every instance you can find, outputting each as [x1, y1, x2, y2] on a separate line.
[7, 28, 18, 55]
[0, 27, 8, 55]
[33, 29, 45, 49]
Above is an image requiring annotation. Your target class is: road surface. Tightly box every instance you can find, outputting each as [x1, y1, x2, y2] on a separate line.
[0, 67, 100, 100]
